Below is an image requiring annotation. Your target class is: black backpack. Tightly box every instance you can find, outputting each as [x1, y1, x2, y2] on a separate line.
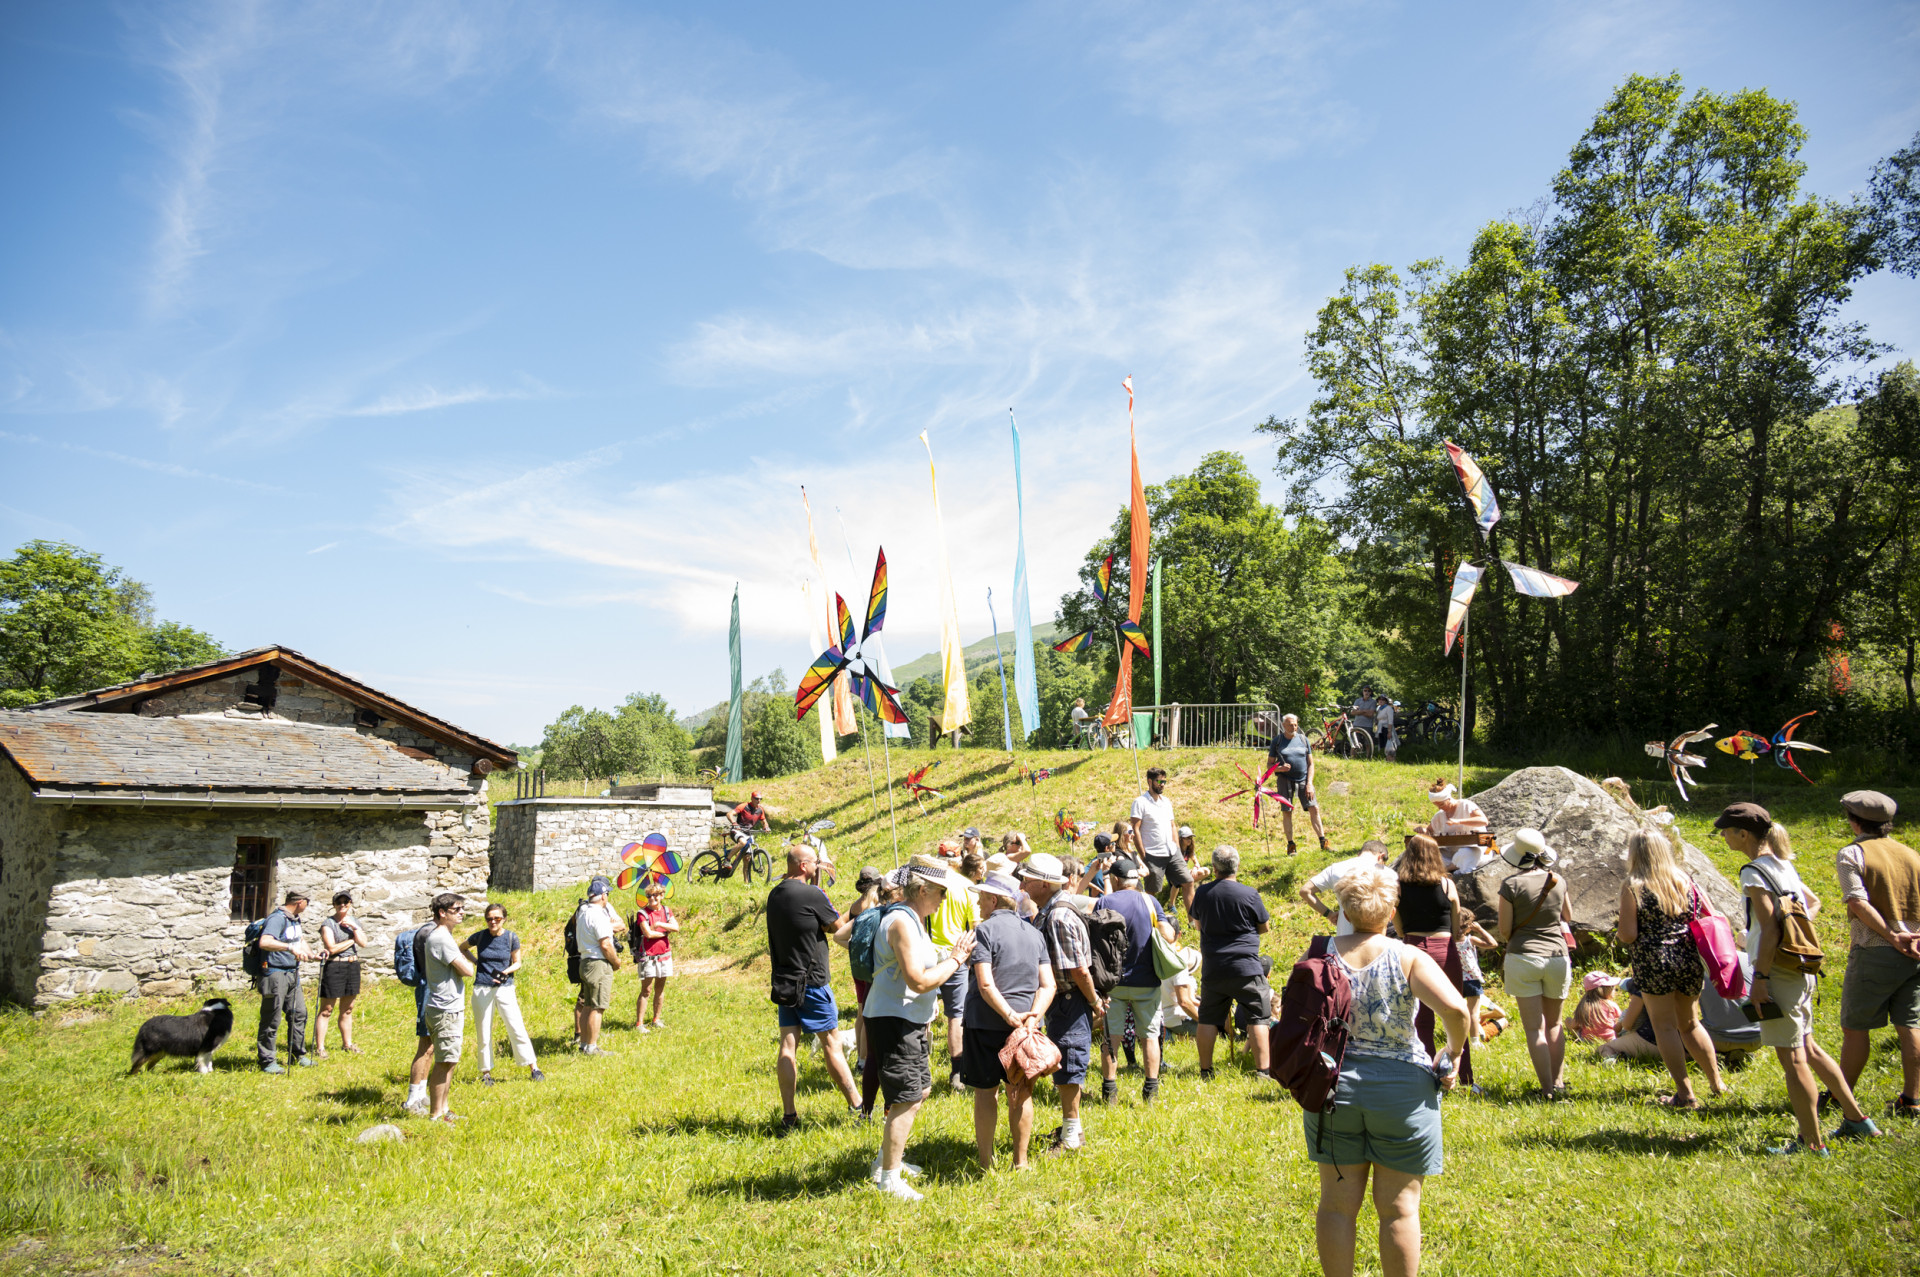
[240, 912, 278, 980]
[564, 901, 584, 984]
[1082, 907, 1131, 997]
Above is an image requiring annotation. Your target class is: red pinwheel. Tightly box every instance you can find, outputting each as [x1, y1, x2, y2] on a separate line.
[903, 760, 942, 812]
[1218, 759, 1292, 827]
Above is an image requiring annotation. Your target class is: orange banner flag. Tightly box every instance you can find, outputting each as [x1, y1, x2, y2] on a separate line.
[1106, 376, 1150, 728]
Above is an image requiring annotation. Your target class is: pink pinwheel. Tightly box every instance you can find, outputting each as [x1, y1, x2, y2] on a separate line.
[1218, 759, 1293, 828]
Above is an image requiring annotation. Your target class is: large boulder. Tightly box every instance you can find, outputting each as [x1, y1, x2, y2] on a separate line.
[1452, 766, 1742, 935]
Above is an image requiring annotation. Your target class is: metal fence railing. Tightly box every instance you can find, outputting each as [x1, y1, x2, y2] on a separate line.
[1129, 703, 1281, 749]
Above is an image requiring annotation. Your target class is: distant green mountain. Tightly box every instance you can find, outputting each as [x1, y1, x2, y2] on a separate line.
[887, 621, 1062, 686]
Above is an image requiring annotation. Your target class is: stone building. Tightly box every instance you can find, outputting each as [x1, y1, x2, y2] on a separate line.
[0, 647, 514, 1006]
[491, 783, 716, 892]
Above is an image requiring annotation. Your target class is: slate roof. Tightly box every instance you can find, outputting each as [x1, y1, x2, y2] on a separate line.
[22, 645, 516, 767]
[0, 710, 475, 796]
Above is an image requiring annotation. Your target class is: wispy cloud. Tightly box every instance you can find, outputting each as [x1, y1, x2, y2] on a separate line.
[0, 429, 283, 492]
[344, 383, 542, 417]
[306, 541, 339, 554]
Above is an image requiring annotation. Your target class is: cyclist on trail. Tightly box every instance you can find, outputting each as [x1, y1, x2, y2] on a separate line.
[733, 792, 772, 834]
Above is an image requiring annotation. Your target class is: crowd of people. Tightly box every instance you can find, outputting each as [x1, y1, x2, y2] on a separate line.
[238, 760, 1920, 1276]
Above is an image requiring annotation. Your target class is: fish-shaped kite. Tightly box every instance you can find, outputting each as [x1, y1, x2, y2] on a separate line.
[1771, 712, 1830, 784]
[1644, 723, 1717, 801]
[796, 549, 909, 725]
[1715, 730, 1772, 761]
[1218, 759, 1293, 828]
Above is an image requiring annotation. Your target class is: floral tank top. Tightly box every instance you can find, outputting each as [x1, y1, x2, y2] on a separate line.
[1335, 941, 1431, 1069]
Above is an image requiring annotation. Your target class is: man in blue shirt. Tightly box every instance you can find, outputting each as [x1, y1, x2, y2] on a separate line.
[1263, 712, 1330, 855]
[255, 890, 319, 1073]
[1098, 860, 1176, 1105]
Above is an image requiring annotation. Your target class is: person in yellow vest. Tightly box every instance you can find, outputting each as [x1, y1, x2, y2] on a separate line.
[1833, 791, 1920, 1119]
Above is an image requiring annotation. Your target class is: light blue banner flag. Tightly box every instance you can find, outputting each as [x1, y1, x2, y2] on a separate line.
[725, 583, 744, 782]
[1009, 411, 1039, 743]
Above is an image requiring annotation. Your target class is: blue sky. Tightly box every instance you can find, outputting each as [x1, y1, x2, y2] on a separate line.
[3, 1, 1916, 746]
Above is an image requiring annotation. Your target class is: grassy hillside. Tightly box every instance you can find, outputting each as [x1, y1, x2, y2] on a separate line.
[1, 746, 1916, 1275]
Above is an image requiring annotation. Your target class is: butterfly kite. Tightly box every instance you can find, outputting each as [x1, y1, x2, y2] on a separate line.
[1218, 759, 1293, 828]
[1644, 723, 1716, 801]
[903, 760, 943, 811]
[615, 831, 682, 899]
[796, 548, 908, 726]
[1770, 711, 1830, 783]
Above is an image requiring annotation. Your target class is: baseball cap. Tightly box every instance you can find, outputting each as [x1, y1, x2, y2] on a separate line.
[961, 826, 981, 840]
[1177, 825, 1193, 839]
[1841, 790, 1897, 823]
[855, 866, 884, 889]
[1712, 802, 1772, 834]
[588, 876, 611, 897]
[1093, 832, 1114, 851]
[1111, 857, 1141, 881]
[1582, 971, 1620, 993]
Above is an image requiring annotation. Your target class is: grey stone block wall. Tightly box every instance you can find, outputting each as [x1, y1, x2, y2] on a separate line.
[490, 796, 716, 893]
[0, 768, 492, 1006]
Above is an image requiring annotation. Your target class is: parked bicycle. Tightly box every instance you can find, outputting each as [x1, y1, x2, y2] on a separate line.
[1306, 704, 1374, 760]
[1399, 700, 1458, 747]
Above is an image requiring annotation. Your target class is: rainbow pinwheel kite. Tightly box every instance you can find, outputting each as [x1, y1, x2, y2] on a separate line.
[1770, 712, 1830, 783]
[1052, 630, 1095, 653]
[1218, 759, 1293, 828]
[1052, 556, 1152, 661]
[796, 548, 909, 726]
[615, 831, 683, 895]
[1094, 554, 1114, 601]
[1644, 723, 1717, 801]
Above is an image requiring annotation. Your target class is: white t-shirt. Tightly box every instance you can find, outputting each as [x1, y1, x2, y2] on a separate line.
[575, 901, 619, 962]
[424, 926, 466, 1011]
[1738, 854, 1812, 968]
[1308, 855, 1378, 936]
[1160, 968, 1197, 1027]
[1132, 791, 1176, 858]
[1430, 798, 1486, 837]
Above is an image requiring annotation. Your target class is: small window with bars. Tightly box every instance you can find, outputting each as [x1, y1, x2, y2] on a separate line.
[230, 838, 276, 920]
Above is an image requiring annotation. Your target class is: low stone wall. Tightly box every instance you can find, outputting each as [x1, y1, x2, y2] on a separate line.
[0, 764, 491, 1005]
[490, 795, 715, 893]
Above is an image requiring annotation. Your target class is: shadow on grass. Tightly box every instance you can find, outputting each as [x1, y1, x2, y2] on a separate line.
[1505, 1127, 1733, 1156]
[689, 1135, 982, 1200]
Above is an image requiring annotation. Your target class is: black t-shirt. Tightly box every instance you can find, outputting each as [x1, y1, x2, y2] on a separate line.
[1189, 879, 1270, 981]
[466, 928, 518, 987]
[766, 878, 840, 989]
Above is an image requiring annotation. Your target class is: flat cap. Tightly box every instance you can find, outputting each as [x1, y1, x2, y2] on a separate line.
[1712, 802, 1772, 834]
[1841, 790, 1897, 823]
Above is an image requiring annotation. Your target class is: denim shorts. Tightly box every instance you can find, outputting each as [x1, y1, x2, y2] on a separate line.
[937, 965, 970, 1019]
[1047, 995, 1093, 1087]
[1302, 1055, 1443, 1176]
[777, 983, 840, 1034]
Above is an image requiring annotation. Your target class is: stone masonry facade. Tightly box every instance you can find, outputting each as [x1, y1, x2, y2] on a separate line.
[0, 764, 490, 1005]
[491, 788, 715, 893]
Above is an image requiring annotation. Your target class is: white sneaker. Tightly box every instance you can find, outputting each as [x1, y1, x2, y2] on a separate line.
[402, 1096, 429, 1116]
[635, 1024, 650, 1035]
[873, 1174, 923, 1203]
[870, 1156, 922, 1180]
[649, 1020, 666, 1030]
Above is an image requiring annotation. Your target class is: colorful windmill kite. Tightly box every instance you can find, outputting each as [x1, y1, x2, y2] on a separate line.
[1218, 759, 1293, 828]
[903, 760, 943, 811]
[1502, 561, 1580, 598]
[1094, 555, 1114, 602]
[1444, 441, 1502, 539]
[1116, 620, 1151, 656]
[796, 549, 909, 725]
[1715, 730, 1771, 761]
[1771, 712, 1830, 783]
[615, 831, 682, 891]
[1021, 765, 1054, 787]
[1644, 723, 1716, 801]
[1444, 562, 1483, 656]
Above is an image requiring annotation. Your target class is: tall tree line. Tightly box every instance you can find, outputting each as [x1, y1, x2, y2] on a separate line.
[1262, 74, 1920, 744]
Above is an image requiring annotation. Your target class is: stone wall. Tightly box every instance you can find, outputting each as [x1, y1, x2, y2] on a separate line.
[136, 671, 485, 775]
[491, 796, 715, 892]
[0, 776, 492, 1006]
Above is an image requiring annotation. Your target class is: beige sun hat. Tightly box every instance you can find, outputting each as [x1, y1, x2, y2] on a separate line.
[1502, 827, 1557, 869]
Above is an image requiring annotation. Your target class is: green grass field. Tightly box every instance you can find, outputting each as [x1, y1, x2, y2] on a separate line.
[3, 747, 1917, 1275]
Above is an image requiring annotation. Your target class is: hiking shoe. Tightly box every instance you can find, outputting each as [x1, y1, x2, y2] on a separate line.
[294, 1057, 316, 1068]
[776, 1113, 801, 1137]
[873, 1174, 923, 1203]
[1286, 840, 1298, 856]
[1142, 1078, 1161, 1105]
[481, 1073, 497, 1086]
[635, 1023, 649, 1035]
[529, 1069, 545, 1082]
[580, 1045, 607, 1057]
[1893, 1096, 1920, 1119]
[1829, 1117, 1881, 1141]
[1102, 1078, 1119, 1105]
[1767, 1137, 1829, 1156]
[1198, 1068, 1215, 1082]
[402, 1096, 429, 1116]
[1319, 837, 1332, 852]
[260, 1062, 286, 1075]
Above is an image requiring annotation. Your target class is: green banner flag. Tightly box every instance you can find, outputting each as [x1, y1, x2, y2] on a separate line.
[725, 583, 744, 783]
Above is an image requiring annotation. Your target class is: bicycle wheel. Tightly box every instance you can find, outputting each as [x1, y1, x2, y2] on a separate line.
[688, 851, 724, 884]
[751, 849, 770, 882]
[1347, 726, 1375, 760]
[1305, 727, 1328, 753]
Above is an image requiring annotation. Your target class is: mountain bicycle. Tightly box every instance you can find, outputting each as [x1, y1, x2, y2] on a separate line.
[1306, 705, 1374, 760]
[687, 825, 771, 885]
[1400, 701, 1458, 747]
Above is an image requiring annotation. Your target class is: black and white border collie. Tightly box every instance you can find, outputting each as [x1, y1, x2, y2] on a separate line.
[129, 997, 234, 1074]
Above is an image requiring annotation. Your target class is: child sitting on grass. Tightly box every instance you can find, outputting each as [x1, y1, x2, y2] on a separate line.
[1569, 971, 1623, 1043]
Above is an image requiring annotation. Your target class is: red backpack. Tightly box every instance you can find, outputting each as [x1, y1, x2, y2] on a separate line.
[1270, 936, 1352, 1145]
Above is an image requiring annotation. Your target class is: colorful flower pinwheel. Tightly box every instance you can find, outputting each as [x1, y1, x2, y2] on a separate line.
[615, 831, 681, 897]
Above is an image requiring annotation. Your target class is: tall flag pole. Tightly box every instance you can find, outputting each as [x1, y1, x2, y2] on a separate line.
[920, 430, 972, 743]
[1106, 376, 1149, 782]
[725, 584, 744, 783]
[1008, 411, 1040, 744]
[988, 588, 1014, 751]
